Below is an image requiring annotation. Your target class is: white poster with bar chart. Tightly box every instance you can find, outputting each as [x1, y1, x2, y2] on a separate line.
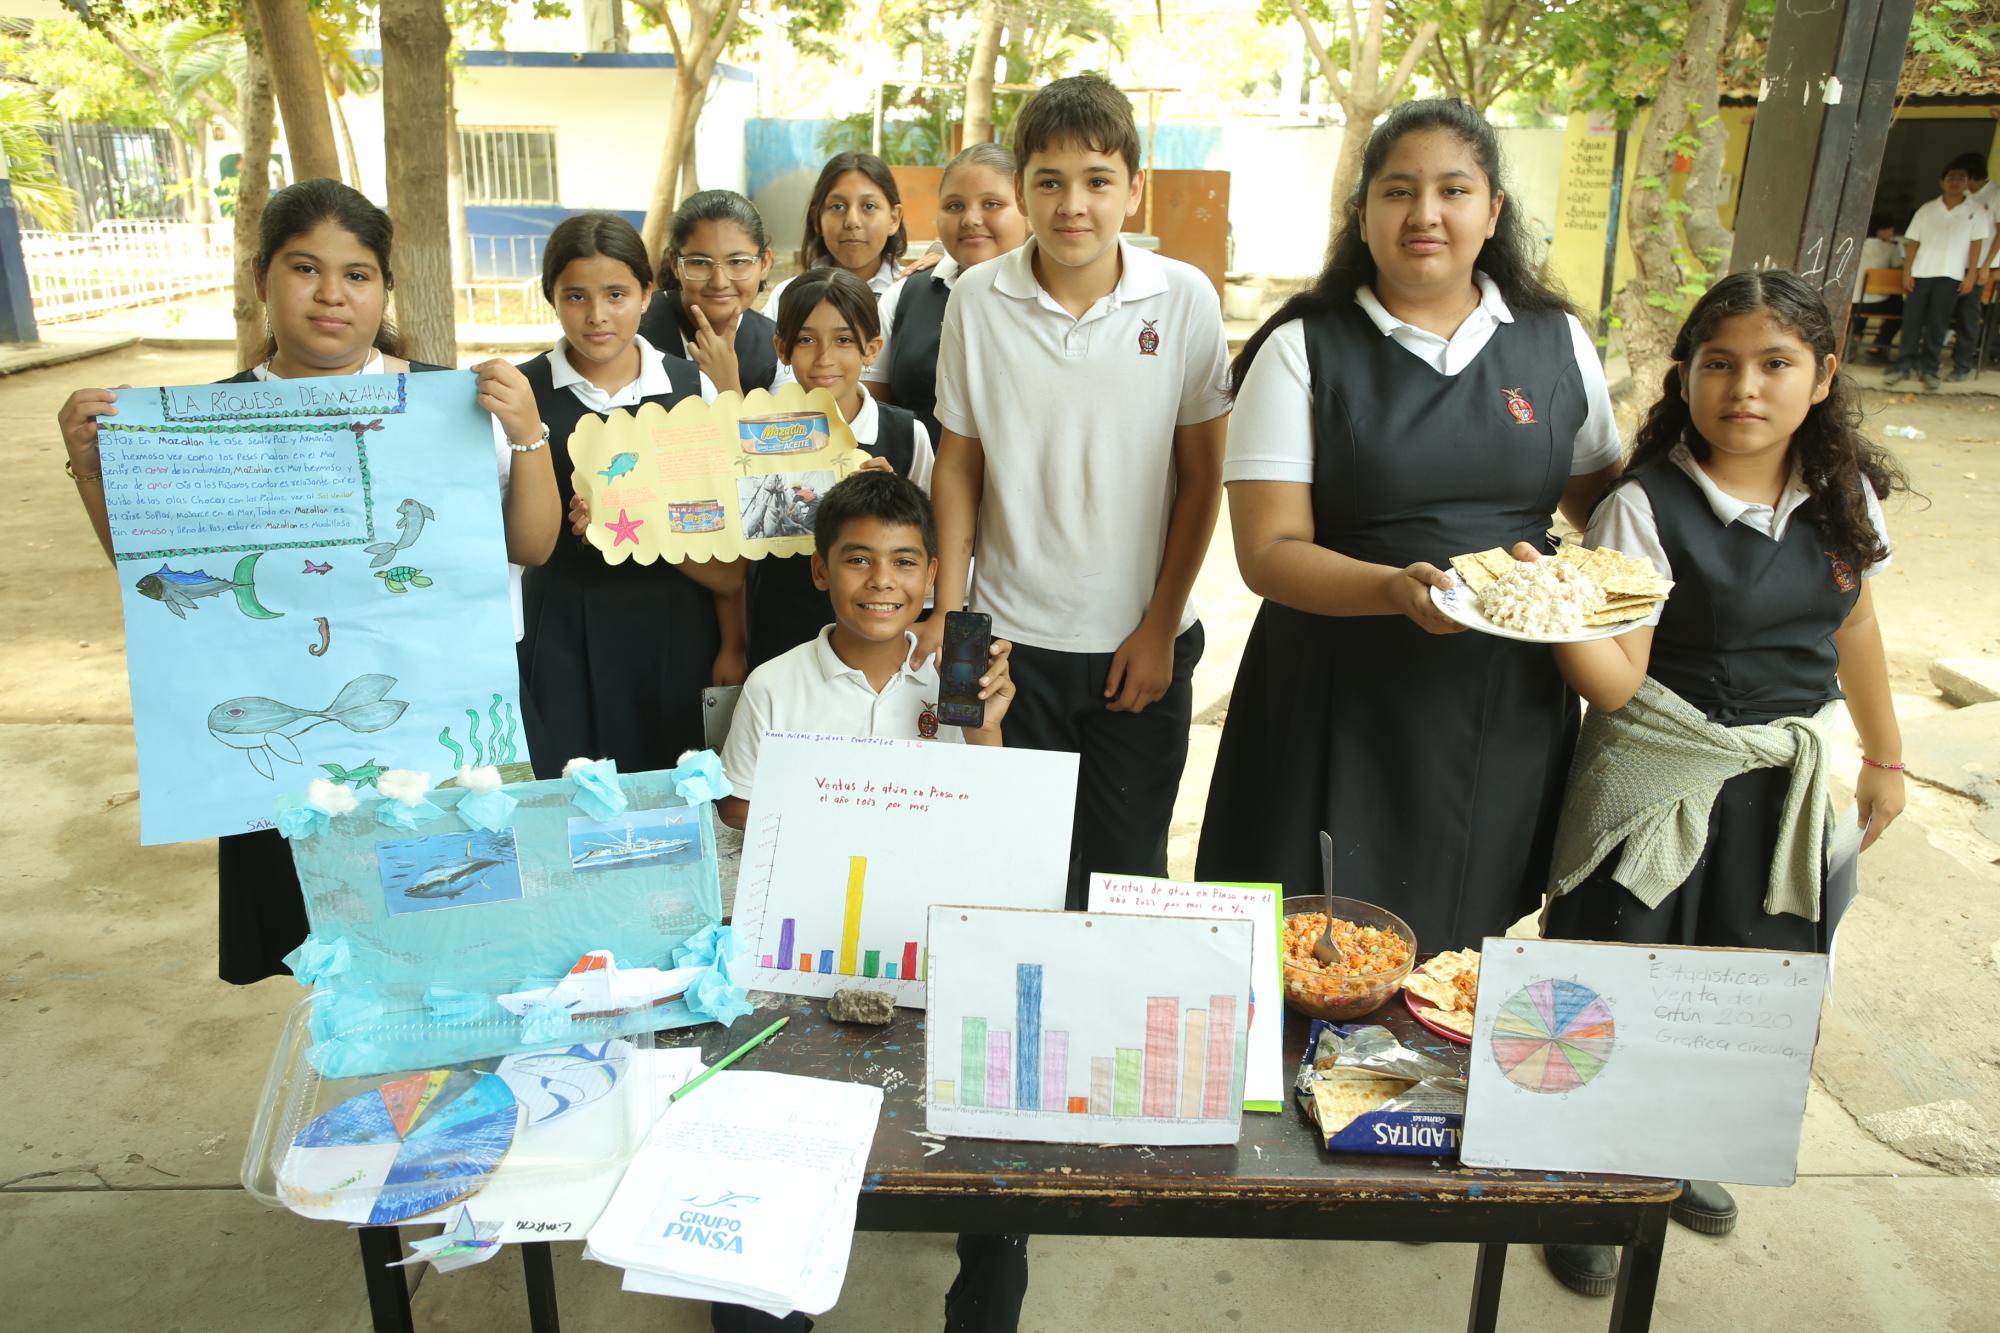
[732, 734, 1077, 1007]
[923, 907, 1254, 1146]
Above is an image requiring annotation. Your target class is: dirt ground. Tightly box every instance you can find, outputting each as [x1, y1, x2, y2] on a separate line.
[4, 345, 1998, 1331]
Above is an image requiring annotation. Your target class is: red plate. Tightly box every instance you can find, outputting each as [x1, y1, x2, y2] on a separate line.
[1403, 987, 1473, 1045]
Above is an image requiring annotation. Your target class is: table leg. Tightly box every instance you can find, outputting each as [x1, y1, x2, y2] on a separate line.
[356, 1226, 415, 1333]
[1608, 1204, 1669, 1333]
[1466, 1241, 1506, 1333]
[521, 1240, 562, 1333]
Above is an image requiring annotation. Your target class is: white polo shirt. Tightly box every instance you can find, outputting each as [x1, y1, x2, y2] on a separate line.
[863, 255, 963, 387]
[1223, 274, 1622, 485]
[1586, 443, 1891, 626]
[933, 237, 1231, 652]
[721, 626, 963, 802]
[764, 257, 900, 321]
[1905, 196, 1993, 281]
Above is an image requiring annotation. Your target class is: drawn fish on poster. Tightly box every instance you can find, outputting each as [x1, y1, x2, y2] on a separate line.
[135, 552, 282, 620]
[365, 498, 435, 567]
[208, 673, 410, 778]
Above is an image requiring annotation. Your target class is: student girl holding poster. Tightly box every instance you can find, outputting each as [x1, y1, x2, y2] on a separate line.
[518, 212, 746, 777]
[763, 151, 909, 314]
[1534, 270, 1906, 1291]
[1194, 99, 1622, 952]
[635, 189, 787, 395]
[55, 178, 561, 985]
[863, 143, 1029, 442]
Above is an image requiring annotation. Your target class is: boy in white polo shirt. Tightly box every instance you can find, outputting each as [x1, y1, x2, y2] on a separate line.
[1886, 156, 1993, 388]
[919, 74, 1230, 909]
[718, 470, 1014, 830]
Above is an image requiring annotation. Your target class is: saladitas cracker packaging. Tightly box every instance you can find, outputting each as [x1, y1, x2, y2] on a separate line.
[1295, 1021, 1467, 1157]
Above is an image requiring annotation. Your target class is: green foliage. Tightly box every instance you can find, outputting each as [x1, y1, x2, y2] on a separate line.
[1908, 0, 2000, 78]
[0, 85, 76, 229]
[0, 18, 162, 127]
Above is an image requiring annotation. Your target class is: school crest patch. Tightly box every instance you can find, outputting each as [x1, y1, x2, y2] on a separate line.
[918, 704, 940, 739]
[1501, 387, 1536, 424]
[1138, 320, 1160, 356]
[1827, 553, 1857, 593]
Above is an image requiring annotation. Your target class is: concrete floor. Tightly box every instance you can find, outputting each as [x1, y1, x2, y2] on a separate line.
[5, 346, 1999, 1332]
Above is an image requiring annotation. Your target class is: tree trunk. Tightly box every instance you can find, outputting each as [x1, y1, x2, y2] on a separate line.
[1290, 0, 1437, 217]
[1328, 118, 1368, 218]
[963, 0, 1007, 148]
[637, 0, 742, 260]
[249, 0, 342, 182]
[191, 131, 213, 227]
[233, 8, 276, 370]
[168, 132, 194, 221]
[446, 65, 472, 283]
[328, 65, 362, 188]
[381, 0, 456, 363]
[1680, 0, 1746, 270]
[1611, 0, 1733, 401]
[681, 131, 699, 198]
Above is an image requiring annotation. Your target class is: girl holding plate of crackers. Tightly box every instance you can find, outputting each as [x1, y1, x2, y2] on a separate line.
[1196, 99, 1620, 952]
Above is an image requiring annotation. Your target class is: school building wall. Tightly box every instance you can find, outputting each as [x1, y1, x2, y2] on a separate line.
[742, 119, 1566, 281]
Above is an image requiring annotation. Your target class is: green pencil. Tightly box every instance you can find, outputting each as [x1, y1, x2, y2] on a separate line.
[671, 1015, 790, 1103]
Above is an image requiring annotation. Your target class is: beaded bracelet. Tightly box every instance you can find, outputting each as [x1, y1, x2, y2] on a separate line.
[1859, 756, 1907, 771]
[508, 422, 551, 453]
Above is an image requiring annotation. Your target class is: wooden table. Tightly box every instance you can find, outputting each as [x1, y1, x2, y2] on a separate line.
[355, 994, 1678, 1332]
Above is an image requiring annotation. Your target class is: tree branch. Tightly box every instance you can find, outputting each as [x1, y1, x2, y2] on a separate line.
[1286, 0, 1349, 101]
[1385, 17, 1437, 98]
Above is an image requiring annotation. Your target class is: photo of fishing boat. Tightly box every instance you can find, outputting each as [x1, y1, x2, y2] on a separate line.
[565, 806, 702, 874]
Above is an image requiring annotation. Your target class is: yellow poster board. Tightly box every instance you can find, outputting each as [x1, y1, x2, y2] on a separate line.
[568, 383, 871, 565]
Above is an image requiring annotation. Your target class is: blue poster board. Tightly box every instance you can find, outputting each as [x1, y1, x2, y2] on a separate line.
[95, 372, 521, 844]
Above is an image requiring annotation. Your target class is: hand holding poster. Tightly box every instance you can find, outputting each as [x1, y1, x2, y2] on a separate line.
[567, 383, 872, 565]
[96, 372, 523, 844]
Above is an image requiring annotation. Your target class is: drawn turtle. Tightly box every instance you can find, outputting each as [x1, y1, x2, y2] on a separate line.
[374, 565, 433, 594]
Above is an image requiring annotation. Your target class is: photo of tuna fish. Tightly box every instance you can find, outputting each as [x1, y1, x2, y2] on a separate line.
[567, 807, 702, 875]
[377, 828, 523, 916]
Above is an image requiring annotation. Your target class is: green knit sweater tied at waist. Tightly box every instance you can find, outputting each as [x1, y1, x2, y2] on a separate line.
[1547, 676, 1837, 922]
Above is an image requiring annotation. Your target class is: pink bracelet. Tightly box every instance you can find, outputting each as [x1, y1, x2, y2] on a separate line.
[1860, 756, 1906, 771]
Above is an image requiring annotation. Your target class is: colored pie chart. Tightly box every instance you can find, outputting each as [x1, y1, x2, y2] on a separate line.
[1490, 978, 1616, 1094]
[278, 1069, 517, 1224]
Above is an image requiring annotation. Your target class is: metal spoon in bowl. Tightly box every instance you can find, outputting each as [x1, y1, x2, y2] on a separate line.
[1312, 829, 1343, 966]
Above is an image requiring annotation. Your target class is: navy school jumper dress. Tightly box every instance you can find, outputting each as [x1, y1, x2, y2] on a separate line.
[1194, 302, 1585, 952]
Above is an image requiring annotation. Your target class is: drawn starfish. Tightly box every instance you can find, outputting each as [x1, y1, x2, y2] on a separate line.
[606, 508, 644, 546]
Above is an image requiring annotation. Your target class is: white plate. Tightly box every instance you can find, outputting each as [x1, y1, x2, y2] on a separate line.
[1429, 570, 1649, 644]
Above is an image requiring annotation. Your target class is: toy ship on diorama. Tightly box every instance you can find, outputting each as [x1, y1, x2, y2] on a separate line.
[498, 950, 705, 1022]
[569, 825, 694, 870]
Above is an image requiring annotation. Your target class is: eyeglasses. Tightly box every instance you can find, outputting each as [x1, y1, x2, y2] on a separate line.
[676, 256, 762, 281]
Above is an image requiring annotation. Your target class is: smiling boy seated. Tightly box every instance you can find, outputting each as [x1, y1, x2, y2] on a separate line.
[717, 470, 1013, 830]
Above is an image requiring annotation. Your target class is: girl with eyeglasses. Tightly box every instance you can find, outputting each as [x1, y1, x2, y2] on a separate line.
[635, 190, 787, 396]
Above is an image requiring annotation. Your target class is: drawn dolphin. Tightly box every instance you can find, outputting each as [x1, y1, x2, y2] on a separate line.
[135, 551, 282, 620]
[207, 673, 410, 779]
[364, 498, 435, 568]
[596, 452, 638, 484]
[402, 841, 505, 900]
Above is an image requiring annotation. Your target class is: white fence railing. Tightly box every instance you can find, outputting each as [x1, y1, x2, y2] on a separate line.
[23, 221, 235, 323]
[24, 224, 557, 327]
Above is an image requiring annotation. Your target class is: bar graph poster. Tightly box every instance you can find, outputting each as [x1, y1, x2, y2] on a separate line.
[1086, 875, 1285, 1113]
[732, 735, 1078, 1006]
[923, 907, 1254, 1146]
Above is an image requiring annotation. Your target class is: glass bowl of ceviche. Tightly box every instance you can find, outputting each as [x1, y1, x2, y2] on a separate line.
[1281, 896, 1417, 1021]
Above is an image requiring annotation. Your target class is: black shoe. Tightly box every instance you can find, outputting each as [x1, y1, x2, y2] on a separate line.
[1543, 1243, 1617, 1298]
[1883, 368, 1910, 384]
[1670, 1179, 1738, 1235]
[1948, 369, 1973, 382]
[1922, 374, 1942, 390]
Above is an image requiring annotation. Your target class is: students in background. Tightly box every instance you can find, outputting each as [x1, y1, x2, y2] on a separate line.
[518, 211, 746, 776]
[764, 151, 908, 313]
[1194, 98, 1621, 950]
[920, 75, 1230, 908]
[1538, 269, 1905, 1295]
[746, 268, 935, 668]
[1885, 156, 1992, 388]
[863, 143, 1030, 442]
[1849, 215, 1904, 361]
[55, 177, 559, 985]
[1947, 152, 1996, 375]
[636, 189, 788, 395]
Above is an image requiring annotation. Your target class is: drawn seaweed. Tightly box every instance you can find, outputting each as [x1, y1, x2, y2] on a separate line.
[436, 694, 518, 771]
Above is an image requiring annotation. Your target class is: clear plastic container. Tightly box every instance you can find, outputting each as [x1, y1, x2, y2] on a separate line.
[243, 989, 657, 1227]
[1281, 894, 1418, 1021]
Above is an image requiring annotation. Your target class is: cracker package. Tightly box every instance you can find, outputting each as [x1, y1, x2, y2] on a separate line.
[1295, 1021, 1467, 1157]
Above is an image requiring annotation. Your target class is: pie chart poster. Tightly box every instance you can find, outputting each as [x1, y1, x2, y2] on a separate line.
[1460, 939, 1827, 1187]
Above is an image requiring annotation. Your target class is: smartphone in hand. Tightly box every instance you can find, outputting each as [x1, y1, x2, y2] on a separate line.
[935, 611, 992, 729]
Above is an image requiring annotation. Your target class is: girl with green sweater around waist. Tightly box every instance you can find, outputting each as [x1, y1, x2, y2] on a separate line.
[1532, 269, 1908, 1296]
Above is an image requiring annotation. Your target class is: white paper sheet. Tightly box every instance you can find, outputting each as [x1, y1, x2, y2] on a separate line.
[1459, 939, 1827, 1186]
[1086, 874, 1286, 1111]
[732, 734, 1077, 1006]
[924, 907, 1254, 1146]
[475, 1048, 704, 1242]
[586, 1070, 882, 1313]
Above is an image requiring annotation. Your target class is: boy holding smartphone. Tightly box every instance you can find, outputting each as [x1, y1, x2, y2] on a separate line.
[918, 74, 1230, 907]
